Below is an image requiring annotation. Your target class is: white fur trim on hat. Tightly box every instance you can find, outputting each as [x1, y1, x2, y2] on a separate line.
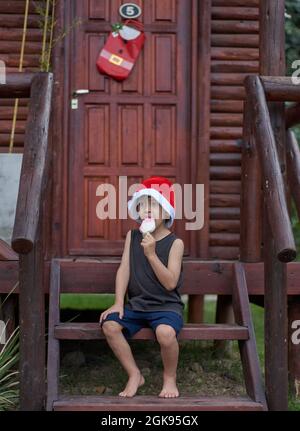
[128, 188, 175, 228]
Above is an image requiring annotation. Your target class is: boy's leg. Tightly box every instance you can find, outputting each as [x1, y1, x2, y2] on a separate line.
[155, 324, 180, 398]
[102, 320, 145, 397]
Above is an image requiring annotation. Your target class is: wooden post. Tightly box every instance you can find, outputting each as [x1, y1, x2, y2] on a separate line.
[189, 0, 211, 323]
[214, 295, 234, 357]
[260, 0, 288, 411]
[11, 72, 53, 410]
[240, 98, 262, 262]
[19, 218, 45, 410]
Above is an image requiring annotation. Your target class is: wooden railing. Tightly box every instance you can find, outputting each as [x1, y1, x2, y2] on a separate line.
[0, 72, 53, 410]
[240, 75, 300, 410]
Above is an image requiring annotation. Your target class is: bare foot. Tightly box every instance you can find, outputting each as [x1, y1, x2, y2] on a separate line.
[158, 375, 179, 398]
[119, 370, 145, 397]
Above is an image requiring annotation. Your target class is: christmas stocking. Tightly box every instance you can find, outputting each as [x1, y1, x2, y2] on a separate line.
[96, 19, 146, 81]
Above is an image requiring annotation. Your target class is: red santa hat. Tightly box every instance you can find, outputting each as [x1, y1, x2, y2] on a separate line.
[128, 176, 175, 227]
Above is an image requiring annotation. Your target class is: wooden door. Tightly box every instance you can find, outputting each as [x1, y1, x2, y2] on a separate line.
[67, 0, 193, 256]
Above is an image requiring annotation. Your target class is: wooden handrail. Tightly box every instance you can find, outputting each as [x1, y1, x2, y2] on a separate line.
[0, 72, 34, 98]
[11, 73, 53, 254]
[1, 72, 54, 411]
[244, 75, 296, 262]
[261, 76, 300, 102]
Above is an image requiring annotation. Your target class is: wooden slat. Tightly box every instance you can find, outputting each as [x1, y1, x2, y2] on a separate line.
[53, 395, 264, 411]
[210, 127, 243, 139]
[210, 233, 240, 246]
[210, 193, 240, 207]
[212, 7, 259, 20]
[54, 322, 249, 341]
[210, 220, 240, 233]
[210, 140, 242, 153]
[211, 47, 259, 61]
[211, 60, 259, 73]
[211, 100, 244, 113]
[0, 107, 28, 120]
[210, 207, 240, 219]
[0, 134, 25, 146]
[209, 246, 239, 259]
[211, 113, 243, 127]
[210, 165, 241, 180]
[211, 34, 259, 48]
[0, 14, 40, 28]
[0, 1, 42, 14]
[211, 86, 245, 100]
[3, 260, 300, 296]
[210, 180, 241, 194]
[211, 73, 252, 86]
[0, 28, 43, 41]
[0, 41, 42, 54]
[0, 53, 40, 68]
[0, 120, 26, 133]
[210, 153, 241, 166]
[211, 20, 259, 34]
[213, 0, 259, 6]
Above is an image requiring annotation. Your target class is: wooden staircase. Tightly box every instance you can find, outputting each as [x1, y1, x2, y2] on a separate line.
[46, 259, 267, 411]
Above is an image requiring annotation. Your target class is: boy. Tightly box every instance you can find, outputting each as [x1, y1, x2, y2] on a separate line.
[99, 176, 185, 398]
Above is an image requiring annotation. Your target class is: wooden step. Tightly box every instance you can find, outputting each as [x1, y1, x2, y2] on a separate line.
[52, 395, 264, 411]
[54, 322, 249, 341]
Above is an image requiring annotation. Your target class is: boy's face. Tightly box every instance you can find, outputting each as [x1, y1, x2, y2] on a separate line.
[137, 195, 170, 227]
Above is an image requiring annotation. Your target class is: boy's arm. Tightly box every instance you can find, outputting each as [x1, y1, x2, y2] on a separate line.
[114, 230, 131, 306]
[146, 238, 184, 291]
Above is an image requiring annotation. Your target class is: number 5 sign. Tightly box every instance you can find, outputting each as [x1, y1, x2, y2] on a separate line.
[119, 3, 142, 19]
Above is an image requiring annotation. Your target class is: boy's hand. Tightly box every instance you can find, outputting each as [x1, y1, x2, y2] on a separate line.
[141, 232, 156, 258]
[99, 303, 124, 325]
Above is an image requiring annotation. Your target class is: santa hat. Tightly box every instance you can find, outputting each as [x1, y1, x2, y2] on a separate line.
[128, 176, 175, 227]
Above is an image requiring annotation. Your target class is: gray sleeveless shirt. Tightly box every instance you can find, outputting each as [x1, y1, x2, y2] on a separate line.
[125, 229, 184, 317]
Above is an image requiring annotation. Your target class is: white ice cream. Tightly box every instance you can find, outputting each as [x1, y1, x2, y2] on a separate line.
[139, 217, 156, 237]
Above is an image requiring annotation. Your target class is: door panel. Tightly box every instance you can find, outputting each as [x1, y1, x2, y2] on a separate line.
[68, 0, 192, 256]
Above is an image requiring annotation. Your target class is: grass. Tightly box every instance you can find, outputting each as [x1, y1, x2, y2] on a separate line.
[59, 294, 300, 410]
[0, 326, 19, 411]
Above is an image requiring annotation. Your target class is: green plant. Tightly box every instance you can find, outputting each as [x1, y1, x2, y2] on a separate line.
[0, 326, 19, 411]
[34, 0, 82, 72]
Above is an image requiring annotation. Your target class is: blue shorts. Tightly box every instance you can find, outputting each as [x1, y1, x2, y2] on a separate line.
[100, 306, 184, 340]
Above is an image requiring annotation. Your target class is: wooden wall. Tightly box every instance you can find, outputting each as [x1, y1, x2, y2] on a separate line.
[209, 0, 260, 260]
[0, 0, 266, 261]
[0, 0, 43, 153]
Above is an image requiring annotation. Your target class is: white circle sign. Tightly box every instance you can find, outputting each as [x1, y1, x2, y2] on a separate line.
[119, 3, 142, 19]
